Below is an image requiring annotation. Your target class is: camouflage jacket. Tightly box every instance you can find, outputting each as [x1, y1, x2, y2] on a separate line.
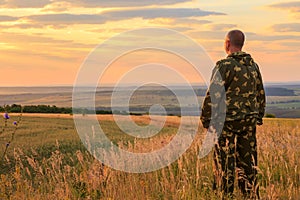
[200, 51, 266, 129]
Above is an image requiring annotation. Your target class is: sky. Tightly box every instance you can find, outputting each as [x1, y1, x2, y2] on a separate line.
[0, 0, 299, 86]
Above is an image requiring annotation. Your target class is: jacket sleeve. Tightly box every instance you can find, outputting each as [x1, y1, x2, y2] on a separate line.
[200, 89, 212, 129]
[201, 61, 230, 128]
[200, 65, 217, 129]
[256, 65, 266, 125]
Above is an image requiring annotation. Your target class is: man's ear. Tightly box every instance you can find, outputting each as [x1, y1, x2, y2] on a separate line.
[225, 40, 230, 53]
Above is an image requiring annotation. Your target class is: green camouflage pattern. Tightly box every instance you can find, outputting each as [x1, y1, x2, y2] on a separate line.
[201, 51, 265, 199]
[201, 51, 266, 129]
[213, 120, 259, 199]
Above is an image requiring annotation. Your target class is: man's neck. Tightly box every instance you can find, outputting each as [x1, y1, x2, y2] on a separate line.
[228, 49, 242, 55]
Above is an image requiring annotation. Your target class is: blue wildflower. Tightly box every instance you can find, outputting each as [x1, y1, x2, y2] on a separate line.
[3, 113, 9, 119]
[13, 121, 17, 125]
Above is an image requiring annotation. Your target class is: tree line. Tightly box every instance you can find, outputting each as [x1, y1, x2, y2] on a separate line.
[0, 104, 113, 115]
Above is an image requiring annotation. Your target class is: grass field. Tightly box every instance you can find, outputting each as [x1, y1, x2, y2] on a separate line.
[0, 114, 299, 199]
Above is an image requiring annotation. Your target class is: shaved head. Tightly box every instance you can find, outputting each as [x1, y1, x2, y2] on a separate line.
[226, 30, 245, 49]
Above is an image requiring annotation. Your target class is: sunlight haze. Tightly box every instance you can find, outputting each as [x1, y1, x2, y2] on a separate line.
[0, 0, 299, 86]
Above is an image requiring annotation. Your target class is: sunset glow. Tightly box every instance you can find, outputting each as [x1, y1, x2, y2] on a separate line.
[0, 0, 299, 86]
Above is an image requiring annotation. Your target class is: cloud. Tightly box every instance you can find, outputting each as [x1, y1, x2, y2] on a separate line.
[282, 41, 300, 47]
[170, 19, 211, 25]
[0, 31, 73, 44]
[0, 23, 46, 29]
[268, 1, 300, 12]
[0, 0, 189, 8]
[268, 1, 300, 9]
[0, 15, 18, 21]
[24, 8, 224, 26]
[0, 31, 94, 49]
[159, 19, 211, 32]
[188, 30, 300, 42]
[272, 23, 300, 32]
[0, 0, 51, 8]
[25, 13, 107, 25]
[0, 31, 95, 63]
[61, 0, 189, 7]
[41, 2, 72, 12]
[103, 8, 225, 20]
[246, 32, 300, 41]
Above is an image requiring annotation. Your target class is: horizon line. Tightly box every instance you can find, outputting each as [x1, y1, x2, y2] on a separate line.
[1, 81, 300, 88]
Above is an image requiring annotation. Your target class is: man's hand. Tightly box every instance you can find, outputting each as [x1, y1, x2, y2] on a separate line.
[257, 119, 263, 126]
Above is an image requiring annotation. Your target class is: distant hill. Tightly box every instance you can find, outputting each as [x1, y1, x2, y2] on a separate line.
[265, 87, 296, 96]
[1, 85, 300, 118]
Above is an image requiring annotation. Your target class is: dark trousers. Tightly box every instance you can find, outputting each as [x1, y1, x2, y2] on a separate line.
[213, 120, 260, 199]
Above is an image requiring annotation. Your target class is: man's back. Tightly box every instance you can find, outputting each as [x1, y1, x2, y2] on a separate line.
[217, 51, 265, 122]
[200, 51, 266, 128]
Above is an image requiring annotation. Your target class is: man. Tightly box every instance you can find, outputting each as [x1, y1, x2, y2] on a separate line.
[201, 30, 266, 199]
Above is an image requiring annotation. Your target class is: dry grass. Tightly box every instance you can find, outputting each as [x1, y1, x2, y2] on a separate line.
[0, 115, 299, 199]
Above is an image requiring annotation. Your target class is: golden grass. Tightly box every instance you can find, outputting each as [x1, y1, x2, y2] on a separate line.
[0, 115, 299, 199]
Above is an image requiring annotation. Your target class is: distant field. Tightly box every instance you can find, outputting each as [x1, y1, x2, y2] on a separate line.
[0, 114, 299, 199]
[1, 85, 300, 118]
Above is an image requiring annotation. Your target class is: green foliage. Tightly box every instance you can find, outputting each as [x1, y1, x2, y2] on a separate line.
[265, 113, 276, 118]
[1, 104, 182, 116]
[0, 104, 114, 115]
[0, 104, 71, 114]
